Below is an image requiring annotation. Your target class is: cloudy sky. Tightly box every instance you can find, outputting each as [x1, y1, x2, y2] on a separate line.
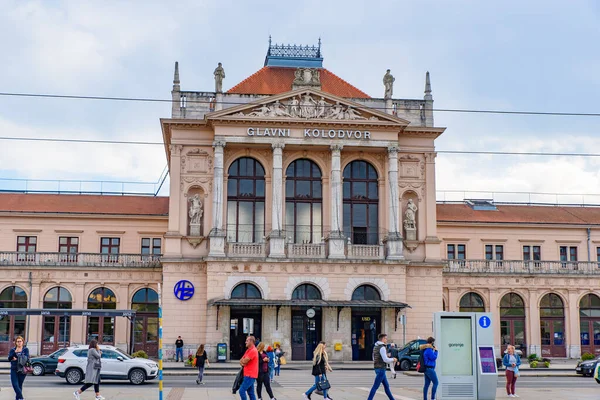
[1, 1, 600, 203]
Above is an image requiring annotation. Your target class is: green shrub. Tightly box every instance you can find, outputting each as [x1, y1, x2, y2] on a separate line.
[131, 350, 148, 359]
[530, 360, 539, 368]
[544, 361, 550, 368]
[527, 353, 538, 362]
[581, 352, 595, 361]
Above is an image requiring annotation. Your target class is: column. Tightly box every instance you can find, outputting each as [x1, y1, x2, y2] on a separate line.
[269, 143, 286, 257]
[209, 139, 226, 256]
[385, 145, 404, 260]
[327, 144, 346, 259]
[567, 289, 581, 358]
[527, 289, 541, 357]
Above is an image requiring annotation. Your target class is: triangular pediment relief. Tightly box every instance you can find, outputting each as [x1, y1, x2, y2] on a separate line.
[207, 88, 410, 126]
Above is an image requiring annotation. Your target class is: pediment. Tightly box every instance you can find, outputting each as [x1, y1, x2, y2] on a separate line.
[207, 88, 410, 126]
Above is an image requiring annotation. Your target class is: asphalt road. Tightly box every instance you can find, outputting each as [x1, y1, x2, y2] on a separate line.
[1, 371, 598, 390]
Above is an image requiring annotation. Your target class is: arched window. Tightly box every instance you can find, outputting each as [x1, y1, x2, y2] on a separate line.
[285, 159, 322, 243]
[88, 287, 117, 310]
[0, 286, 27, 350]
[580, 294, 600, 353]
[44, 287, 73, 309]
[231, 283, 262, 299]
[352, 285, 381, 301]
[540, 293, 565, 357]
[292, 284, 322, 300]
[87, 287, 117, 345]
[343, 160, 379, 245]
[132, 288, 159, 312]
[459, 292, 485, 312]
[500, 293, 525, 316]
[226, 157, 265, 243]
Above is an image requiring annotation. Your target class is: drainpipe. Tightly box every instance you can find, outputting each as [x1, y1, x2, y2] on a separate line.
[26, 271, 32, 344]
[587, 227, 592, 262]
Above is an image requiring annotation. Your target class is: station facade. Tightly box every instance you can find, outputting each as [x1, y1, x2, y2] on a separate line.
[1, 41, 599, 361]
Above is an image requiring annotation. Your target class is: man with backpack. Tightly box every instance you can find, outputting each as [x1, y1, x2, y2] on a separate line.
[367, 333, 398, 400]
[419, 337, 439, 400]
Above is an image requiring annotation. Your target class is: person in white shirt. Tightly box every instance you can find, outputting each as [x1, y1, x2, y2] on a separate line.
[367, 333, 398, 400]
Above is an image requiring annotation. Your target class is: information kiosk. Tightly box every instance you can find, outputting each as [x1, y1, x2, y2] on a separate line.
[433, 312, 498, 400]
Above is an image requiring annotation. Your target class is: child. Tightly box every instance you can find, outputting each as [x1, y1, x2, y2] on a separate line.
[387, 343, 397, 379]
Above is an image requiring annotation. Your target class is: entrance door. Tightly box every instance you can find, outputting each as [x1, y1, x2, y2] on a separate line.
[500, 319, 526, 357]
[291, 310, 322, 360]
[230, 308, 262, 360]
[351, 311, 381, 361]
[133, 316, 158, 357]
[41, 316, 70, 355]
[540, 319, 566, 357]
[0, 316, 26, 355]
[580, 320, 600, 356]
[87, 317, 115, 345]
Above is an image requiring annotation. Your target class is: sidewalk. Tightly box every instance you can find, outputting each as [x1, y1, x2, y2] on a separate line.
[1, 386, 598, 400]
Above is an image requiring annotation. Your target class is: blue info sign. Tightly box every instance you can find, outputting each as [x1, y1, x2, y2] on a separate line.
[174, 280, 195, 301]
[478, 315, 491, 329]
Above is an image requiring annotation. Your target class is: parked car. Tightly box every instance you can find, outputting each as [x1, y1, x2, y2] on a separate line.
[393, 339, 427, 371]
[576, 356, 600, 377]
[55, 344, 158, 385]
[30, 348, 69, 376]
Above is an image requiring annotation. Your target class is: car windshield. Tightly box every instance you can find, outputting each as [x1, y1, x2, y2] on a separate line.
[114, 349, 132, 360]
[399, 341, 420, 352]
[50, 348, 68, 358]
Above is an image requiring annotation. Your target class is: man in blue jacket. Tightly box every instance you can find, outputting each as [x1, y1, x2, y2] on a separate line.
[421, 337, 438, 400]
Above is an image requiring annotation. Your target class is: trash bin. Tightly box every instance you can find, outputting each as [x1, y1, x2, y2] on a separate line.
[217, 343, 227, 362]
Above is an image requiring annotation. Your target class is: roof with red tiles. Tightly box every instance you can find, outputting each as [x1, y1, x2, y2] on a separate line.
[227, 67, 370, 98]
[0, 193, 169, 216]
[437, 203, 600, 225]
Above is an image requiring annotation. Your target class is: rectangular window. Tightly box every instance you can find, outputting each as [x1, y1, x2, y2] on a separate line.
[141, 238, 162, 256]
[560, 245, 578, 268]
[59, 237, 79, 262]
[523, 246, 531, 261]
[447, 244, 466, 260]
[447, 244, 455, 260]
[17, 236, 37, 262]
[485, 244, 503, 266]
[101, 237, 120, 263]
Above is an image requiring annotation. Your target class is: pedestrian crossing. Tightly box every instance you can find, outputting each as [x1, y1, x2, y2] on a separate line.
[270, 371, 425, 389]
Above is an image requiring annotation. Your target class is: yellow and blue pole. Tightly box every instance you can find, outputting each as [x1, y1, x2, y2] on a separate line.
[158, 283, 163, 400]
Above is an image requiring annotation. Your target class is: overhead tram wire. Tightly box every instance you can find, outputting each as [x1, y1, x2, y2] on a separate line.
[2, 91, 600, 117]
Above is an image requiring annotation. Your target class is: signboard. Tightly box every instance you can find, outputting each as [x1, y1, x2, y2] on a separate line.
[217, 343, 227, 361]
[440, 317, 473, 376]
[243, 318, 254, 334]
[478, 316, 491, 329]
[478, 346, 497, 374]
[173, 280, 195, 301]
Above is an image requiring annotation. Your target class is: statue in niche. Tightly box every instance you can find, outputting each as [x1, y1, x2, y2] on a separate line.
[383, 69, 395, 99]
[403, 198, 418, 241]
[188, 194, 203, 236]
[214, 62, 225, 93]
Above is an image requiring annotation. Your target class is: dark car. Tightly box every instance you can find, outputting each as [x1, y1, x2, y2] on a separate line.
[30, 348, 69, 376]
[393, 339, 427, 371]
[576, 356, 600, 377]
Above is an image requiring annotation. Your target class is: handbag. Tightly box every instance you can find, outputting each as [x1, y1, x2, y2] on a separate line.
[18, 354, 32, 374]
[513, 365, 519, 377]
[93, 360, 102, 370]
[316, 376, 331, 391]
[22, 363, 33, 374]
[279, 356, 287, 365]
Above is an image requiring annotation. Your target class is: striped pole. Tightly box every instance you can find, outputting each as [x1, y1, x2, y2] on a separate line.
[158, 283, 163, 400]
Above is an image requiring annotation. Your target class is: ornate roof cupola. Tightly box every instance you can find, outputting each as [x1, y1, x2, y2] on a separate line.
[264, 37, 323, 91]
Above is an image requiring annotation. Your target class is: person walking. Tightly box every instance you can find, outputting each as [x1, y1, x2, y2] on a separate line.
[266, 346, 276, 382]
[502, 345, 521, 398]
[175, 336, 184, 362]
[195, 344, 210, 385]
[73, 340, 104, 400]
[256, 342, 277, 400]
[273, 344, 283, 376]
[238, 335, 259, 400]
[367, 333, 398, 400]
[8, 335, 29, 400]
[303, 342, 332, 400]
[421, 337, 438, 400]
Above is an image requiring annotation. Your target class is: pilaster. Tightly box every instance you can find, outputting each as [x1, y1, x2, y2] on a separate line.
[269, 142, 286, 257]
[385, 145, 403, 260]
[327, 144, 345, 259]
[209, 139, 226, 256]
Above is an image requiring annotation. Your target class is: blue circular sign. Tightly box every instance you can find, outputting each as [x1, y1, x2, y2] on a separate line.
[174, 280, 195, 301]
[479, 315, 491, 328]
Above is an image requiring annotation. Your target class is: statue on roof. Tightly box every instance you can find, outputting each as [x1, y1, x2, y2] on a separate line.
[383, 69, 395, 99]
[214, 62, 226, 93]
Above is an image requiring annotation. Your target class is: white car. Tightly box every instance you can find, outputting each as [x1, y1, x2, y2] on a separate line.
[54, 345, 158, 385]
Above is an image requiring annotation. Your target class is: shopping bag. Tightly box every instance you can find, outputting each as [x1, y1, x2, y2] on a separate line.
[279, 356, 287, 365]
[192, 357, 197, 367]
[513, 365, 519, 377]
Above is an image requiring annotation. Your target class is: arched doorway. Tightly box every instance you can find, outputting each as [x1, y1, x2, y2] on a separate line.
[579, 293, 600, 356]
[500, 292, 526, 356]
[351, 285, 381, 360]
[540, 293, 566, 357]
[459, 292, 486, 312]
[229, 283, 262, 360]
[285, 159, 323, 243]
[226, 157, 266, 243]
[132, 288, 159, 357]
[87, 287, 117, 345]
[291, 284, 322, 360]
[343, 160, 379, 245]
[0, 286, 27, 355]
[41, 287, 72, 355]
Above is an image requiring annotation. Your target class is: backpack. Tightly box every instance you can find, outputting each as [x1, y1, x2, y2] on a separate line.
[416, 350, 426, 373]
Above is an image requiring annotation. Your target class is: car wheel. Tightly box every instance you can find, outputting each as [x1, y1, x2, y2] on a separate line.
[32, 363, 44, 376]
[400, 359, 412, 371]
[65, 368, 83, 385]
[129, 368, 146, 385]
